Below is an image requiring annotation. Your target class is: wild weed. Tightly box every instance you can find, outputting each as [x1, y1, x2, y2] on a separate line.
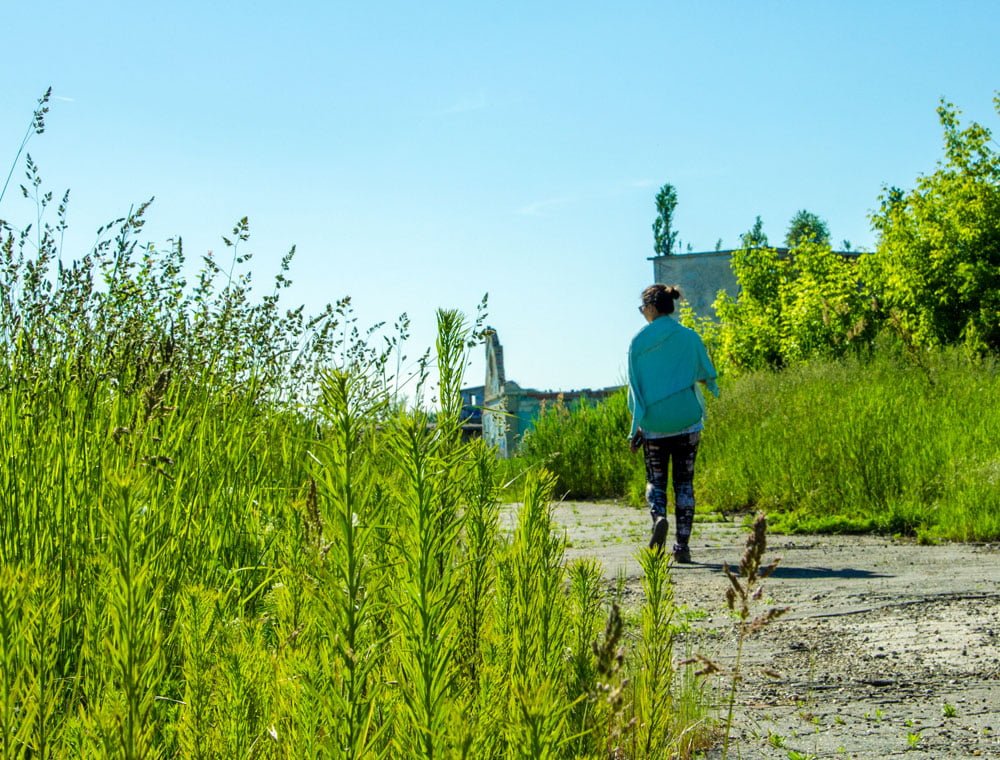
[629, 549, 673, 756]
[564, 559, 643, 758]
[517, 389, 642, 500]
[0, 99, 716, 757]
[0, 568, 32, 758]
[566, 558, 607, 749]
[175, 585, 224, 759]
[701, 352, 1000, 540]
[310, 368, 391, 758]
[91, 475, 168, 760]
[711, 512, 789, 760]
[497, 471, 574, 752]
[386, 409, 466, 757]
[455, 439, 502, 696]
[590, 602, 632, 758]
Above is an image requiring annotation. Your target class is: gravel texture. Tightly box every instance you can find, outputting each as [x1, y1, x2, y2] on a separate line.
[538, 500, 1000, 759]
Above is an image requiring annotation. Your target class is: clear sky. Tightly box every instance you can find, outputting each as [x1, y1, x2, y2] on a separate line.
[3, 2, 998, 396]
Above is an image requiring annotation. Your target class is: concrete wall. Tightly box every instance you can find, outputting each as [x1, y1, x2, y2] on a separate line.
[651, 251, 740, 318]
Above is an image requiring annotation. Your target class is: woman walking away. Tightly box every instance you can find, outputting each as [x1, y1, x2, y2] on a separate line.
[628, 284, 719, 562]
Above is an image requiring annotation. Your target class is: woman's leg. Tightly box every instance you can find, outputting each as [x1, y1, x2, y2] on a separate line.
[669, 431, 701, 557]
[643, 437, 670, 550]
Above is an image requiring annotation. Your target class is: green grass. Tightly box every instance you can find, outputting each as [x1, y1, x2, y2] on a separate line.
[0, 142, 713, 755]
[512, 345, 1000, 543]
[515, 388, 641, 500]
[0, 308, 713, 757]
[701, 349, 1000, 541]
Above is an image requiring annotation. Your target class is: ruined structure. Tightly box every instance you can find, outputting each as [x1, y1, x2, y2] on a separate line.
[461, 330, 619, 457]
[650, 250, 741, 318]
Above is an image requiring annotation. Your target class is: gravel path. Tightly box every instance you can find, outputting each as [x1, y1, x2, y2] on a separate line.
[542, 500, 1000, 759]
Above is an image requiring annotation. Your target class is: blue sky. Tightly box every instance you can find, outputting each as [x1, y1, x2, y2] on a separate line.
[3, 2, 998, 394]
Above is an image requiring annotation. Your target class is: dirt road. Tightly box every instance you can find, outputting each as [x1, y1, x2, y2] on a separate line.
[546, 500, 1000, 759]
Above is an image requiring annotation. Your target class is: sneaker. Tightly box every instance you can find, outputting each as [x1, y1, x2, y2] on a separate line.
[649, 516, 668, 552]
[672, 544, 692, 564]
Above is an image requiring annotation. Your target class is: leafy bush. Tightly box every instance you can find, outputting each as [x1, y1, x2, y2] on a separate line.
[866, 97, 1000, 354]
[708, 96, 998, 374]
[711, 242, 879, 374]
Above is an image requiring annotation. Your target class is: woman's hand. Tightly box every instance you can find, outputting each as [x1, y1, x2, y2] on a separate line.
[629, 431, 644, 454]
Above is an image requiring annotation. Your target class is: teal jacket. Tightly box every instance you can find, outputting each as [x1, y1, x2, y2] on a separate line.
[627, 316, 719, 437]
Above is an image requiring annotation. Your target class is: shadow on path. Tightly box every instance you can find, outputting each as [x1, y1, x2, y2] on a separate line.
[674, 562, 892, 580]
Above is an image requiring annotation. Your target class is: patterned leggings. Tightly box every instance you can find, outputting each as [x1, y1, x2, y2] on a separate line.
[643, 431, 701, 546]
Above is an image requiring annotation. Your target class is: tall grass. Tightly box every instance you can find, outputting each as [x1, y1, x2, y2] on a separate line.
[701, 348, 1000, 541]
[512, 346, 998, 541]
[0, 125, 711, 755]
[516, 389, 642, 500]
[0, 302, 714, 755]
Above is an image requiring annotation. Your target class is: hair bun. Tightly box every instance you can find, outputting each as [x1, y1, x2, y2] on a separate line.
[640, 283, 681, 314]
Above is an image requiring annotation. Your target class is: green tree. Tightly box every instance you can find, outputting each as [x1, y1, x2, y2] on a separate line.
[740, 216, 769, 249]
[713, 245, 786, 371]
[867, 96, 1000, 352]
[651, 183, 679, 256]
[785, 210, 830, 248]
[778, 242, 876, 363]
[712, 239, 876, 373]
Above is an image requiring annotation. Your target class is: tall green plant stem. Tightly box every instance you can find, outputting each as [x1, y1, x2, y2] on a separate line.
[314, 369, 386, 758]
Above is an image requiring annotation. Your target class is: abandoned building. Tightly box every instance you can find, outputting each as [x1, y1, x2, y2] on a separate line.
[460, 330, 619, 457]
[651, 250, 741, 318]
